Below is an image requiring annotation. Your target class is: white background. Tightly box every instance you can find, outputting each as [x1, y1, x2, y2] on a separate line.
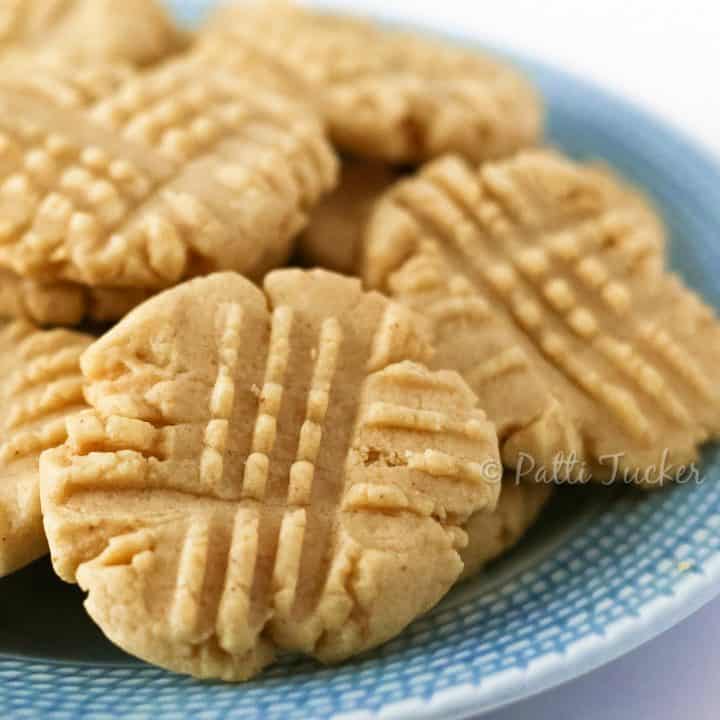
[316, 1, 720, 719]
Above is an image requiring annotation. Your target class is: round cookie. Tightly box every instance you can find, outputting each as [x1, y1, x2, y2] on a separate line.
[459, 480, 552, 580]
[40, 270, 501, 681]
[0, 268, 150, 326]
[0, 56, 338, 288]
[202, 2, 542, 164]
[0, 320, 91, 577]
[364, 150, 720, 486]
[300, 158, 399, 274]
[0, 0, 184, 66]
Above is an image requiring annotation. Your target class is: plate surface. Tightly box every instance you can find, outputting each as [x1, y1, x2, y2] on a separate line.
[2, 3, 720, 719]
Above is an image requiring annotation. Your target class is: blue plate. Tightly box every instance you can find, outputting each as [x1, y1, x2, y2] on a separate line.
[2, 3, 720, 718]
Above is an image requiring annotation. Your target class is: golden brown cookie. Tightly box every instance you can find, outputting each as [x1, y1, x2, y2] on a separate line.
[364, 150, 720, 486]
[202, 2, 542, 164]
[0, 0, 184, 66]
[459, 480, 552, 580]
[300, 158, 400, 274]
[0, 57, 338, 288]
[0, 320, 90, 577]
[40, 270, 501, 681]
[0, 268, 150, 326]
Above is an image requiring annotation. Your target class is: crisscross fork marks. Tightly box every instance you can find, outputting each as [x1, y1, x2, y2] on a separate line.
[427, 159, 709, 423]
[0, 60, 337, 287]
[242, 309, 348, 632]
[389, 160, 708, 443]
[390, 173, 650, 440]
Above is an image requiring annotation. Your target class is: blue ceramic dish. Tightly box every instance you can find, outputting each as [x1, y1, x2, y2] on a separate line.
[1, 3, 719, 718]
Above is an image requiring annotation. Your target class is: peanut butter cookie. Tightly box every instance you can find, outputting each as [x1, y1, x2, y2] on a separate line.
[202, 2, 542, 164]
[41, 270, 500, 680]
[364, 150, 720, 486]
[0, 58, 338, 288]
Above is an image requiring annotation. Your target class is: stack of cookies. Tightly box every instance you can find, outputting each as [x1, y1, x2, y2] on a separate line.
[0, 0, 718, 683]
